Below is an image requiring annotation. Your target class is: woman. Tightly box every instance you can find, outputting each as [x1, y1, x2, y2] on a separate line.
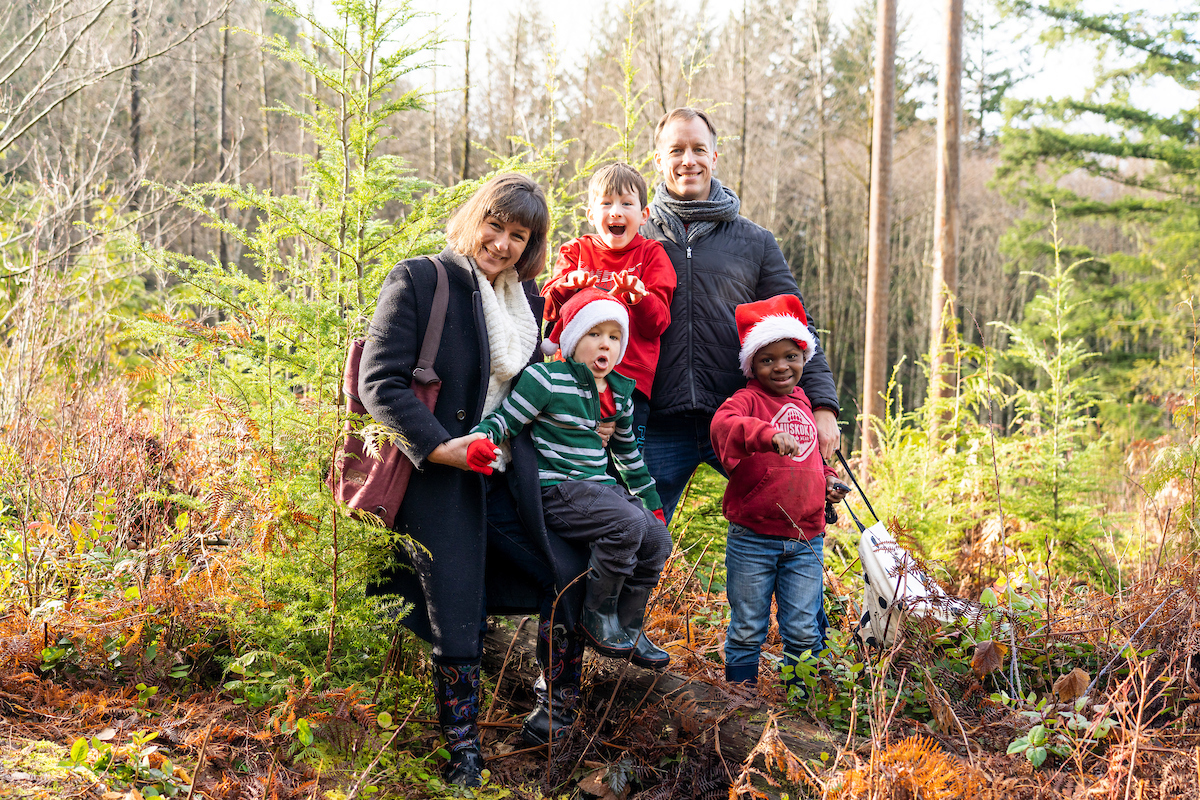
[359, 174, 588, 787]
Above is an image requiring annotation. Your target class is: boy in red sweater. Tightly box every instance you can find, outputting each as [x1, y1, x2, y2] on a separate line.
[710, 295, 849, 690]
[541, 163, 676, 447]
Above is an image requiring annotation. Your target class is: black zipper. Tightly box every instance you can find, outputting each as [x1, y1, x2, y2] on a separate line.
[686, 244, 696, 408]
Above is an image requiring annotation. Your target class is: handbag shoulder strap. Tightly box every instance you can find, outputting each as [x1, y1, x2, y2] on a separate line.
[412, 254, 448, 386]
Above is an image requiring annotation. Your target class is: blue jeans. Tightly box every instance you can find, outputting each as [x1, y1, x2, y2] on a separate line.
[643, 413, 828, 650]
[641, 413, 725, 524]
[723, 523, 824, 671]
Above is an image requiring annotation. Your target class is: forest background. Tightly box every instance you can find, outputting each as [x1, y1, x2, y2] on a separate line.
[0, 0, 1197, 797]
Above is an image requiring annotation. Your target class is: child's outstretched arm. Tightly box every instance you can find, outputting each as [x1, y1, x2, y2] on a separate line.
[463, 366, 552, 471]
[710, 393, 781, 472]
[541, 241, 594, 322]
[619, 240, 675, 338]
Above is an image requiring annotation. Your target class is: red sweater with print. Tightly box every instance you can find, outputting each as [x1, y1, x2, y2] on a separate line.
[541, 233, 676, 398]
[710, 380, 836, 540]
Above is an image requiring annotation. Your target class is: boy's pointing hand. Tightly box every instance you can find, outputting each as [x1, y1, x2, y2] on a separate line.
[771, 431, 802, 457]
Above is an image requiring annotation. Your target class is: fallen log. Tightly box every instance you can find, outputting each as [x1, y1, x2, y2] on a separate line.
[481, 615, 858, 771]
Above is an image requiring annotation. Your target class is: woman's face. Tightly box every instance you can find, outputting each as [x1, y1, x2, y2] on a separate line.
[474, 215, 531, 282]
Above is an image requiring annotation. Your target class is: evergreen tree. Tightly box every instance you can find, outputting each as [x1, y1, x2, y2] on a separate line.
[997, 2, 1199, 441]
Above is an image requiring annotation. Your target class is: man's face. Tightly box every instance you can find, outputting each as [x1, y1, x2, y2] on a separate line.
[585, 189, 648, 250]
[654, 117, 718, 201]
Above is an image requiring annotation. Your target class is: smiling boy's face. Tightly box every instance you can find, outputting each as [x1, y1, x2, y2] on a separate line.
[752, 339, 805, 396]
[585, 189, 648, 250]
[572, 320, 623, 379]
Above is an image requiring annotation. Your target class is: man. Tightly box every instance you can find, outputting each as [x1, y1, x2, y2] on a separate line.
[641, 107, 842, 523]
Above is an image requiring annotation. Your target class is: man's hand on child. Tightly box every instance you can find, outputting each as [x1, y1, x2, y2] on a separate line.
[652, 508, 667, 525]
[612, 271, 647, 305]
[562, 269, 597, 290]
[466, 437, 502, 475]
[826, 477, 850, 503]
[772, 431, 802, 457]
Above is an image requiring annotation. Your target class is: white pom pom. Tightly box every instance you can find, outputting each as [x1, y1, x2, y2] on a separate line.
[540, 339, 559, 356]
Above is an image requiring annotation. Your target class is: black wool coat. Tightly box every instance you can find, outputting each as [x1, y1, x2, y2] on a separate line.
[640, 214, 841, 417]
[358, 249, 587, 661]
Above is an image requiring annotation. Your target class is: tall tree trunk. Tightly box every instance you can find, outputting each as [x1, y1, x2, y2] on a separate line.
[129, 0, 142, 211]
[258, 6, 276, 196]
[430, 57, 438, 182]
[507, 15, 522, 157]
[217, 12, 230, 270]
[460, 0, 472, 183]
[812, 9, 831, 329]
[737, 0, 748, 197]
[929, 0, 964, 427]
[861, 0, 897, 463]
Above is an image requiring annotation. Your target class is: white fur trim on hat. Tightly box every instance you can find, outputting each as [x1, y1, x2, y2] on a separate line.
[560, 298, 630, 365]
[738, 315, 817, 377]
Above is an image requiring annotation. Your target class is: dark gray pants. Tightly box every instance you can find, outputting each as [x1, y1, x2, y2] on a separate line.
[540, 480, 671, 589]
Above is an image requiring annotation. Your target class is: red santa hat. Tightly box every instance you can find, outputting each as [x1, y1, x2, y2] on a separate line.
[735, 295, 818, 377]
[541, 287, 630, 364]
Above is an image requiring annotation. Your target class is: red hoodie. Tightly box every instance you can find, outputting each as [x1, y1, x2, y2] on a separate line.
[710, 380, 836, 540]
[541, 233, 676, 398]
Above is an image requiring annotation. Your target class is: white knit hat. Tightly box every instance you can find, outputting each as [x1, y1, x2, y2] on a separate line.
[736, 294, 817, 377]
[541, 287, 630, 364]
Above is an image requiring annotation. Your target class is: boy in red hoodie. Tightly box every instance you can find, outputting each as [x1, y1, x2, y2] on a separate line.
[541, 163, 676, 448]
[710, 295, 849, 689]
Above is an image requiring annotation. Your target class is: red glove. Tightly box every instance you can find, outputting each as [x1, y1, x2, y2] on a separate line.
[466, 437, 500, 475]
[652, 508, 667, 525]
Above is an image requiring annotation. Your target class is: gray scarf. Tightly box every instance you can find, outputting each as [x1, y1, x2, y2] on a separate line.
[647, 177, 741, 245]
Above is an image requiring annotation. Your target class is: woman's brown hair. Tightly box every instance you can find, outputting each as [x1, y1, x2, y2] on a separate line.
[445, 173, 550, 281]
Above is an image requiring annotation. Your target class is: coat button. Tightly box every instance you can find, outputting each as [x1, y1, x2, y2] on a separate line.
[456, 409, 466, 420]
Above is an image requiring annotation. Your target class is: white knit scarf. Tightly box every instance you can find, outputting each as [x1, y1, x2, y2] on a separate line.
[445, 250, 539, 417]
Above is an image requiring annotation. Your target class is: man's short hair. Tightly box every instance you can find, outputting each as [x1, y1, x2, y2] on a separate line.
[588, 163, 648, 209]
[654, 107, 719, 150]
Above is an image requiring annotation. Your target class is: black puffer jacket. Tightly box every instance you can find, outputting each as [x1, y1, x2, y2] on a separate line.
[641, 214, 840, 416]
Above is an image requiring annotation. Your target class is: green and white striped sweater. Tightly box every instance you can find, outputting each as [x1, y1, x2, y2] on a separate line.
[472, 358, 663, 511]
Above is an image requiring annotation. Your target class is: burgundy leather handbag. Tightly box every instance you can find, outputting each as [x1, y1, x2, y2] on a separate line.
[327, 255, 449, 528]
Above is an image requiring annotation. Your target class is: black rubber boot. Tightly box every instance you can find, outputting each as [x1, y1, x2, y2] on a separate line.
[578, 562, 636, 658]
[617, 583, 670, 669]
[522, 620, 585, 745]
[433, 661, 485, 788]
[725, 661, 759, 687]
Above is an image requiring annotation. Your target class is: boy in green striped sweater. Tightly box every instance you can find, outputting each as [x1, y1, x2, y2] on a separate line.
[452, 287, 672, 669]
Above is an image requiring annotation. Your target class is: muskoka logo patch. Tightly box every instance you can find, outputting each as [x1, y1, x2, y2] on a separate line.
[771, 403, 817, 462]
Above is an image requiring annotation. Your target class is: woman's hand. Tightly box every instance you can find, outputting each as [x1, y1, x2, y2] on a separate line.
[772, 431, 802, 457]
[562, 269, 597, 290]
[612, 271, 647, 305]
[428, 433, 488, 471]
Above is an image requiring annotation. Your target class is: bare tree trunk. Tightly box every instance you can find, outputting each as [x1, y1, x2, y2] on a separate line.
[861, 0, 896, 463]
[737, 0, 748, 198]
[460, 0, 472, 183]
[217, 12, 230, 269]
[129, 0, 142, 211]
[507, 15, 522, 157]
[258, 6, 276, 195]
[430, 57, 438, 182]
[929, 0, 964, 426]
[812, 11, 831, 325]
